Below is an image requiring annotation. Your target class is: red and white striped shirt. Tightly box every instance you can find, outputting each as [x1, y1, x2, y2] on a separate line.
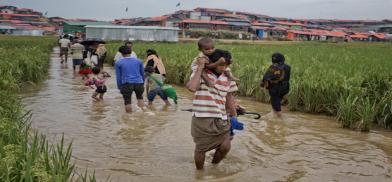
[191, 68, 238, 120]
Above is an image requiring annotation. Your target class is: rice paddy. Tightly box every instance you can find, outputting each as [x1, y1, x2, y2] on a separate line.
[0, 36, 95, 181]
[106, 41, 392, 131]
[1, 36, 391, 180]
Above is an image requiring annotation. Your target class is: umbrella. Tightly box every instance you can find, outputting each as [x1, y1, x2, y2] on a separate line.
[80, 39, 106, 46]
[181, 108, 261, 120]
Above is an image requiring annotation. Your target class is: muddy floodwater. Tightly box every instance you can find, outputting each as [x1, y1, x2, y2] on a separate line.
[21, 49, 392, 182]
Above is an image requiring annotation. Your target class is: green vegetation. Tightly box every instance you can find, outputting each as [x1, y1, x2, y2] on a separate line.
[2, 37, 389, 180]
[106, 41, 392, 131]
[0, 36, 95, 181]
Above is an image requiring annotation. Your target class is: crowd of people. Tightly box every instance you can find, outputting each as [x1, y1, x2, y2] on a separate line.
[58, 35, 176, 107]
[58, 35, 291, 170]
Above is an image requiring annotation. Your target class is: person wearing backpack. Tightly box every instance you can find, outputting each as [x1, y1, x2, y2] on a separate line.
[261, 52, 291, 118]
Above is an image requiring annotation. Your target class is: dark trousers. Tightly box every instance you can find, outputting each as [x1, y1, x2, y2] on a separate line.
[97, 56, 105, 69]
[269, 88, 283, 112]
[268, 83, 289, 112]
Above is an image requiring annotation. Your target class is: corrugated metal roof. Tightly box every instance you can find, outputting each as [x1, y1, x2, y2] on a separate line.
[0, 19, 24, 24]
[65, 18, 97, 22]
[219, 18, 250, 23]
[0, 13, 39, 17]
[30, 21, 48, 24]
[63, 21, 113, 26]
[350, 34, 369, 39]
[17, 8, 33, 11]
[252, 22, 274, 27]
[41, 26, 56, 31]
[267, 27, 288, 31]
[148, 16, 168, 21]
[369, 24, 392, 28]
[86, 26, 179, 42]
[371, 33, 386, 39]
[12, 24, 38, 30]
[220, 13, 248, 20]
[51, 19, 65, 23]
[288, 29, 347, 37]
[251, 26, 271, 30]
[85, 25, 180, 31]
[328, 31, 346, 37]
[0, 25, 16, 29]
[226, 21, 251, 27]
[272, 21, 304, 26]
[182, 19, 228, 25]
[13, 23, 31, 26]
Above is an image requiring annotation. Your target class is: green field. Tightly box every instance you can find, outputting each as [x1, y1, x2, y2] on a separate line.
[1, 37, 391, 180]
[106, 41, 392, 131]
[0, 36, 95, 181]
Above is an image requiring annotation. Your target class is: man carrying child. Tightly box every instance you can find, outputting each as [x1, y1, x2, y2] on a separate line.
[187, 38, 239, 170]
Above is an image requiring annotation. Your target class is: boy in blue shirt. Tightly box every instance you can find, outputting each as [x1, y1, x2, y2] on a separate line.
[115, 46, 145, 112]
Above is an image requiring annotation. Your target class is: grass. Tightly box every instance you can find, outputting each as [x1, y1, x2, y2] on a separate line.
[105, 41, 392, 131]
[0, 36, 96, 181]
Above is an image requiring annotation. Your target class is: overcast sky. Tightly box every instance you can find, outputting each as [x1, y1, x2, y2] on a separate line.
[2, 0, 391, 20]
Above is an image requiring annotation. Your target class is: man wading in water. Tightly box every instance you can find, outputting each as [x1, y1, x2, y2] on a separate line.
[187, 40, 238, 170]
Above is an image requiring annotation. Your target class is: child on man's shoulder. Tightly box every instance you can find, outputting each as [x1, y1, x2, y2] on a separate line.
[191, 38, 239, 87]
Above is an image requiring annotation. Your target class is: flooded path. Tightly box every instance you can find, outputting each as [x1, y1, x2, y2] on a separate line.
[22, 48, 392, 181]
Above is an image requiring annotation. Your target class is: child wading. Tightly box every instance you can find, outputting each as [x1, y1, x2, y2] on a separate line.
[261, 52, 291, 118]
[90, 67, 110, 101]
[79, 62, 93, 80]
[145, 66, 170, 106]
[115, 46, 145, 113]
[186, 38, 243, 170]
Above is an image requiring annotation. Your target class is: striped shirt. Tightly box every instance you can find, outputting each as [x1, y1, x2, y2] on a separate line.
[191, 67, 238, 120]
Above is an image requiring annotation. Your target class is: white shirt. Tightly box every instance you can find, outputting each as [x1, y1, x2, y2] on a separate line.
[70, 43, 85, 59]
[59, 38, 71, 48]
[114, 51, 137, 62]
